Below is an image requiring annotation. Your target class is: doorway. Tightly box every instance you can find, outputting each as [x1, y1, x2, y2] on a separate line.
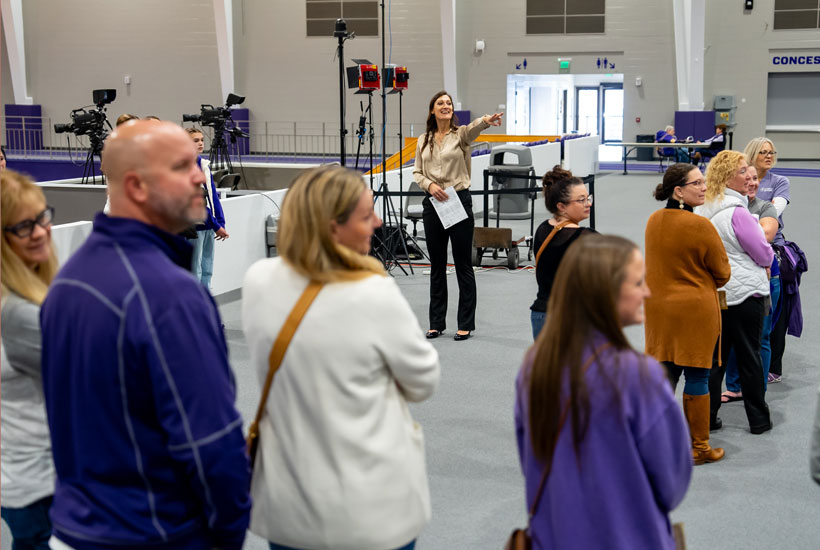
[506, 74, 624, 141]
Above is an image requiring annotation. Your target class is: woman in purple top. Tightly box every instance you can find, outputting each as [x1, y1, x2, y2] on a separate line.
[515, 235, 692, 550]
[744, 137, 791, 384]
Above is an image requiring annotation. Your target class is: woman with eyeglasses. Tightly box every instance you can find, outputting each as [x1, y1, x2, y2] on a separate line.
[529, 166, 595, 339]
[744, 137, 791, 385]
[696, 151, 773, 434]
[644, 163, 730, 464]
[516, 235, 691, 549]
[1, 170, 59, 549]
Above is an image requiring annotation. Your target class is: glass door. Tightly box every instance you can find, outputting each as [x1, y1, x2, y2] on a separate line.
[575, 87, 599, 135]
[601, 84, 624, 143]
[514, 81, 531, 134]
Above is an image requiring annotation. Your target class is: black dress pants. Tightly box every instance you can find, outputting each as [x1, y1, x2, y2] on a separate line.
[709, 296, 771, 430]
[421, 189, 476, 332]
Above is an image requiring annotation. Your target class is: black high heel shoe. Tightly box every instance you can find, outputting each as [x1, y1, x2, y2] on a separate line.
[426, 330, 444, 339]
[454, 331, 471, 341]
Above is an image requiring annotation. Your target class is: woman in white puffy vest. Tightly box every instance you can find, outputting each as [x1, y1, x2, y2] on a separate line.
[695, 150, 773, 435]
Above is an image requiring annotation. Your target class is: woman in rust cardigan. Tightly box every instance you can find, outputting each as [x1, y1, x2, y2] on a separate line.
[644, 163, 731, 465]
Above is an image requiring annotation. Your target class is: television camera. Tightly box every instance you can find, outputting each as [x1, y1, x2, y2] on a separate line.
[183, 93, 249, 172]
[54, 89, 116, 141]
[182, 93, 249, 140]
[53, 89, 116, 184]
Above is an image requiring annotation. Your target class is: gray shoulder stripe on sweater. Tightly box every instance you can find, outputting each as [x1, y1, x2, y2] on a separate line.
[167, 417, 244, 452]
[114, 243, 219, 528]
[118, 287, 167, 540]
[50, 279, 124, 317]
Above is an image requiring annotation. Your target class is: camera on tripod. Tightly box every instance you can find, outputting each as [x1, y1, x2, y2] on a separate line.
[54, 89, 116, 139]
[182, 93, 248, 139]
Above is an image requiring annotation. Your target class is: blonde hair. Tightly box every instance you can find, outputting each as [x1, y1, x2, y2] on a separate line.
[705, 150, 746, 203]
[743, 137, 777, 170]
[1, 170, 59, 304]
[116, 113, 139, 126]
[277, 165, 385, 283]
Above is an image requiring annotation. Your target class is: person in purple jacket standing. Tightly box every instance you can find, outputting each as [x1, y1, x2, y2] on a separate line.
[515, 234, 692, 550]
[40, 120, 250, 550]
[696, 150, 773, 434]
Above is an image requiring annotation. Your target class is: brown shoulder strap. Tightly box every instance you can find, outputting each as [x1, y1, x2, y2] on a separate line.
[534, 220, 572, 266]
[247, 281, 323, 453]
[526, 342, 613, 524]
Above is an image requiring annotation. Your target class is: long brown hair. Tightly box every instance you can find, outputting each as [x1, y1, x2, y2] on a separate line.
[528, 234, 637, 467]
[277, 165, 385, 283]
[421, 91, 459, 155]
[1, 170, 59, 304]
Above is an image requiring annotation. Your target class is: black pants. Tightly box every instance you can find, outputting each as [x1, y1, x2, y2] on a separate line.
[421, 189, 476, 331]
[768, 294, 789, 376]
[709, 296, 771, 429]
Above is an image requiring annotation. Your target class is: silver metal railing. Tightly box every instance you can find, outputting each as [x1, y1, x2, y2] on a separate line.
[1, 116, 423, 164]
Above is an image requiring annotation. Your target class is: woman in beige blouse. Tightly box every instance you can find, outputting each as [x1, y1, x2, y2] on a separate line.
[413, 91, 502, 341]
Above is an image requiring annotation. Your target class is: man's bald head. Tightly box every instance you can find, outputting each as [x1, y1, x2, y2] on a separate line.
[103, 120, 206, 233]
[103, 120, 189, 187]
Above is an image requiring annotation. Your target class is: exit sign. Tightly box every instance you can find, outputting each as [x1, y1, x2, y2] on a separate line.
[558, 58, 571, 74]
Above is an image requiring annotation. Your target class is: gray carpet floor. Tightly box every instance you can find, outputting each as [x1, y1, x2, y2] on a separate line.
[5, 161, 819, 549]
[226, 161, 820, 550]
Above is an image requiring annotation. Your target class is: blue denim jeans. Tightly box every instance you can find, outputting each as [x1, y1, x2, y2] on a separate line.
[270, 541, 415, 550]
[191, 229, 216, 288]
[531, 310, 546, 341]
[663, 363, 710, 395]
[726, 276, 780, 392]
[1, 496, 53, 550]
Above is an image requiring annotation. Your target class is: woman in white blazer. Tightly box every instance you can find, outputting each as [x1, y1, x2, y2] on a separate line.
[242, 165, 440, 550]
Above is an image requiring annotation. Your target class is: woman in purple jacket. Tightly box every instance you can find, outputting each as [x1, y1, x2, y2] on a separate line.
[515, 235, 692, 550]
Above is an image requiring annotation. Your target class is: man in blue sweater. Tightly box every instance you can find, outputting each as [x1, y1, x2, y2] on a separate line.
[40, 120, 251, 550]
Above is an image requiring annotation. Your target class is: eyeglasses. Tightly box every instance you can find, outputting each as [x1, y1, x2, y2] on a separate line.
[682, 178, 706, 187]
[758, 150, 777, 157]
[564, 194, 593, 205]
[3, 206, 55, 238]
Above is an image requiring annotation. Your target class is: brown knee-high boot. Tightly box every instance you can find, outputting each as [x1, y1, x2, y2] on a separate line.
[683, 393, 725, 465]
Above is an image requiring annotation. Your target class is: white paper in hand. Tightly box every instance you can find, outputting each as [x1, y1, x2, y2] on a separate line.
[431, 187, 468, 229]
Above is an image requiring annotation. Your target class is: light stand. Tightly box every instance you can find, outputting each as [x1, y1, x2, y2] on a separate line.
[354, 101, 368, 169]
[389, 86, 428, 263]
[334, 19, 354, 166]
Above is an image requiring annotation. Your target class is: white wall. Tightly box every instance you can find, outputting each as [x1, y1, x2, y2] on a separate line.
[47, 190, 286, 297]
[458, 1, 677, 149]
[704, 0, 820, 158]
[3, 0, 819, 157]
[564, 136, 600, 177]
[212, 190, 286, 295]
[8, 0, 222, 125]
[233, 0, 442, 133]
